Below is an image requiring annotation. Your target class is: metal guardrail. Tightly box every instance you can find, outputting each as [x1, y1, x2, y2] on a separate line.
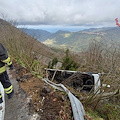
[43, 78, 85, 120]
[0, 82, 5, 120]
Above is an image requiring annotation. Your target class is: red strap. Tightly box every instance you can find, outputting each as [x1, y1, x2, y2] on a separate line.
[115, 18, 120, 27]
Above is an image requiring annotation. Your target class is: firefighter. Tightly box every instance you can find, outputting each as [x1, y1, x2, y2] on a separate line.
[0, 42, 14, 104]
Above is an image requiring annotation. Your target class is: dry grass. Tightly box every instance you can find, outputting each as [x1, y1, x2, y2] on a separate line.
[0, 18, 120, 119]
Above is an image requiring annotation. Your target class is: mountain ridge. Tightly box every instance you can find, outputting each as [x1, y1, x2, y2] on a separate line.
[20, 26, 120, 52]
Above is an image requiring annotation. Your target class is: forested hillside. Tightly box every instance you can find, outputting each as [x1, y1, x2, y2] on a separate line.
[23, 27, 120, 52]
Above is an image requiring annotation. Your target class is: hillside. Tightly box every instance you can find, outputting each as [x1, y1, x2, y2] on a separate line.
[0, 19, 74, 120]
[5, 60, 72, 120]
[0, 19, 63, 66]
[0, 19, 120, 120]
[23, 27, 120, 52]
[42, 27, 120, 52]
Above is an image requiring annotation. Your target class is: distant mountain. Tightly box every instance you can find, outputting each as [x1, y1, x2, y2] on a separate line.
[42, 27, 120, 52]
[21, 27, 120, 52]
[19, 28, 52, 42]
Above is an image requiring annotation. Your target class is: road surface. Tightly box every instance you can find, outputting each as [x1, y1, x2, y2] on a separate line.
[4, 69, 40, 120]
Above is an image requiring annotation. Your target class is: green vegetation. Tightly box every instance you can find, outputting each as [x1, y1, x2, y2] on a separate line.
[48, 57, 58, 69]
[85, 108, 103, 120]
[61, 49, 79, 70]
[37, 27, 120, 52]
[0, 19, 120, 120]
[100, 104, 120, 120]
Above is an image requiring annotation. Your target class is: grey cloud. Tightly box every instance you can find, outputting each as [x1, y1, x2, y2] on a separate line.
[0, 0, 120, 27]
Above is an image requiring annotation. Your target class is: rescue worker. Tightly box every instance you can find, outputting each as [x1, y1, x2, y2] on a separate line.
[0, 42, 14, 104]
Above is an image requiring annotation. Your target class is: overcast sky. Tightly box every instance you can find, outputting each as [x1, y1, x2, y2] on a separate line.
[0, 0, 120, 29]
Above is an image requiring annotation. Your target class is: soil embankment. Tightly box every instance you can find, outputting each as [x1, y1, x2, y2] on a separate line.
[4, 61, 72, 120]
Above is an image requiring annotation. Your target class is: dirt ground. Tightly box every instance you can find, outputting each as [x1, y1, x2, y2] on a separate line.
[4, 60, 73, 120]
[5, 67, 40, 120]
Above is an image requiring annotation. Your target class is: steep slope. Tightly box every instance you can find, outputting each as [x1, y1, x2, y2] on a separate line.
[0, 19, 62, 65]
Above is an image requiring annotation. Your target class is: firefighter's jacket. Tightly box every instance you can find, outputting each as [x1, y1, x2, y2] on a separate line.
[0, 43, 12, 73]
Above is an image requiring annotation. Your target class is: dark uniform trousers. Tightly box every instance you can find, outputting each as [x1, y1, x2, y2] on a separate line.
[0, 43, 14, 103]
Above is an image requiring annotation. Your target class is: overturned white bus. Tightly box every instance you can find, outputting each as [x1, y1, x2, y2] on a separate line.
[45, 69, 101, 93]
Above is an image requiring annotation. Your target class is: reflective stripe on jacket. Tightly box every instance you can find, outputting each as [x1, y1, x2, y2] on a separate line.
[2, 57, 12, 66]
[0, 43, 12, 73]
[0, 91, 2, 98]
[4, 85, 13, 94]
[0, 66, 6, 74]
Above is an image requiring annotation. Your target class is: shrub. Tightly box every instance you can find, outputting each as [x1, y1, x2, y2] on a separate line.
[61, 49, 79, 70]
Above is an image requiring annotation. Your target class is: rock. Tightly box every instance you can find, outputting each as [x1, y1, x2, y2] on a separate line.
[42, 86, 51, 94]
